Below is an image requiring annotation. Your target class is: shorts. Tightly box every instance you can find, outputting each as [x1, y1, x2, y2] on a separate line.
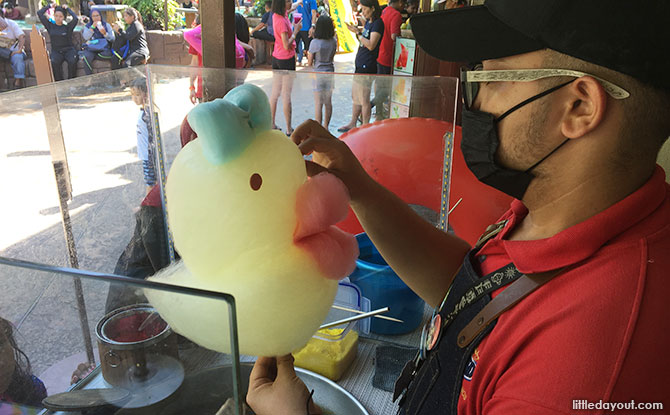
[312, 72, 334, 92]
[272, 56, 296, 70]
[377, 63, 392, 74]
[353, 72, 374, 89]
[355, 64, 377, 75]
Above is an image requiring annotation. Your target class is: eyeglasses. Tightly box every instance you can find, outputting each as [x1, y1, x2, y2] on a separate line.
[460, 64, 630, 109]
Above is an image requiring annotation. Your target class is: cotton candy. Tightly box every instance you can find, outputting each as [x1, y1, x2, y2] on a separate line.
[144, 84, 358, 356]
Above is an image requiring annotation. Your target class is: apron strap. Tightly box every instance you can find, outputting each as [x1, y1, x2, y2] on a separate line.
[456, 267, 566, 348]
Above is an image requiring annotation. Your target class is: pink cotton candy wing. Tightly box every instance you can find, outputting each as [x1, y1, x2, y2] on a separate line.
[294, 173, 358, 279]
[294, 173, 351, 240]
[296, 227, 359, 279]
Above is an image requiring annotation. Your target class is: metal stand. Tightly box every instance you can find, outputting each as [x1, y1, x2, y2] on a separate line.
[439, 131, 455, 232]
[31, 25, 95, 364]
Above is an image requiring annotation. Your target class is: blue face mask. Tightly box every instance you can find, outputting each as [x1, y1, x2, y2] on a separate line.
[460, 80, 574, 200]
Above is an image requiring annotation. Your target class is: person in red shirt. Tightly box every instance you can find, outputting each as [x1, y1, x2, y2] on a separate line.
[246, 1, 670, 414]
[373, 0, 404, 120]
[376, 0, 404, 74]
[269, 0, 302, 134]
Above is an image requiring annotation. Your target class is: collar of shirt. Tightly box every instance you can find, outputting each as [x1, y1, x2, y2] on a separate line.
[484, 165, 667, 274]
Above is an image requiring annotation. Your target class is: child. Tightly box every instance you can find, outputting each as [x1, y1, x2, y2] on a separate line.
[0, 317, 47, 408]
[307, 15, 337, 128]
[130, 79, 156, 195]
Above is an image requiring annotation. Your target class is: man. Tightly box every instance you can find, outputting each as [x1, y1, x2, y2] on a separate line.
[293, 0, 316, 65]
[376, 0, 403, 74]
[373, 0, 404, 120]
[251, 1, 275, 42]
[246, 0, 670, 414]
[0, 11, 25, 88]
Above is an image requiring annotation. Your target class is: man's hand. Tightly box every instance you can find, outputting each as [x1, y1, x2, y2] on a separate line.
[291, 119, 373, 202]
[10, 50, 21, 56]
[308, 26, 315, 37]
[189, 87, 197, 104]
[112, 22, 119, 32]
[247, 355, 322, 415]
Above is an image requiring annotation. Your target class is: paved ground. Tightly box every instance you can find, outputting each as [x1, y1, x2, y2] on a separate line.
[0, 52, 380, 395]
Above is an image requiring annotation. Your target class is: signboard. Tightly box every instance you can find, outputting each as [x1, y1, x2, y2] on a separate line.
[390, 37, 416, 118]
[392, 37, 415, 75]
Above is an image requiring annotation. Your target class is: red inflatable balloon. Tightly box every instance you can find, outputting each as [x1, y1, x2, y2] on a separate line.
[337, 118, 513, 246]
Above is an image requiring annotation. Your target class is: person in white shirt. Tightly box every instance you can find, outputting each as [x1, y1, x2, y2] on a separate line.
[0, 13, 25, 88]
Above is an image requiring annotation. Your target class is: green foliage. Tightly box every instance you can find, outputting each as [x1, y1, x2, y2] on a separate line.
[40, 0, 76, 9]
[122, 0, 181, 30]
[252, 0, 266, 17]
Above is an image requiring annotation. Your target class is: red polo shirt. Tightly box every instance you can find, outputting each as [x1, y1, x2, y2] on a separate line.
[459, 166, 670, 414]
[377, 5, 402, 67]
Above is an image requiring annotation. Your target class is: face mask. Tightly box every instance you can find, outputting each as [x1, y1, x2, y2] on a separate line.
[460, 80, 573, 200]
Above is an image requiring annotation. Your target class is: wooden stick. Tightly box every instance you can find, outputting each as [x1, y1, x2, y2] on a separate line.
[319, 307, 394, 330]
[448, 197, 463, 215]
[332, 305, 404, 323]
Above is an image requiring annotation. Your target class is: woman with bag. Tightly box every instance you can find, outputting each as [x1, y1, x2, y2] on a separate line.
[337, 0, 383, 132]
[80, 9, 114, 75]
[111, 7, 148, 69]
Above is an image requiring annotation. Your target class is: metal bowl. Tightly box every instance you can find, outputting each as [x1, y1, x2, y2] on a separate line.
[149, 363, 369, 415]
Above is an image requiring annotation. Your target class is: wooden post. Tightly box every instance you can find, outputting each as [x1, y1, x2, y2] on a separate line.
[200, 0, 236, 100]
[164, 0, 169, 30]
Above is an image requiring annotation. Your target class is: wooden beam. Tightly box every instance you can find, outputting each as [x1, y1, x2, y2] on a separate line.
[201, 0, 236, 100]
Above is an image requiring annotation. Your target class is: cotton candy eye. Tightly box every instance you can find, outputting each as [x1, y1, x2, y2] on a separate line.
[250, 173, 262, 191]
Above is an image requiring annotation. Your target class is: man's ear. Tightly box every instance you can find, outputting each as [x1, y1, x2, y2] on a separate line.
[560, 76, 608, 140]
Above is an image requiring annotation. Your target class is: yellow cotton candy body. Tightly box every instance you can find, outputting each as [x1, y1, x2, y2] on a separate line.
[167, 131, 304, 278]
[145, 129, 339, 356]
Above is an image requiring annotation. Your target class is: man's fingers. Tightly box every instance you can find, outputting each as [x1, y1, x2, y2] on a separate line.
[297, 136, 340, 156]
[291, 119, 335, 146]
[248, 357, 277, 390]
[305, 160, 329, 177]
[275, 354, 298, 381]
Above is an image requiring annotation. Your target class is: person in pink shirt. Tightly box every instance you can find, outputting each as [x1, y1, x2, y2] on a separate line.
[269, 0, 302, 134]
[183, 20, 255, 103]
[183, 23, 252, 70]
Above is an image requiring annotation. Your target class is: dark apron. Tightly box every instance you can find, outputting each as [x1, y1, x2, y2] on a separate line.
[397, 223, 518, 415]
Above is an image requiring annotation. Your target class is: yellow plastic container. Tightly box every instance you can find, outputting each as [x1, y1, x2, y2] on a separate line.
[293, 328, 359, 381]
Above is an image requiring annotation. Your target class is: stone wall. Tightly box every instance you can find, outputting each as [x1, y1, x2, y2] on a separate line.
[145, 30, 192, 66]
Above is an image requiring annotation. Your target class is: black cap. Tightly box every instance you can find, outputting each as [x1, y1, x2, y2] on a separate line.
[411, 0, 670, 90]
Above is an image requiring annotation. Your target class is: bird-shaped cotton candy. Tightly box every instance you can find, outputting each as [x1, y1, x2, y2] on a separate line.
[144, 84, 358, 356]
